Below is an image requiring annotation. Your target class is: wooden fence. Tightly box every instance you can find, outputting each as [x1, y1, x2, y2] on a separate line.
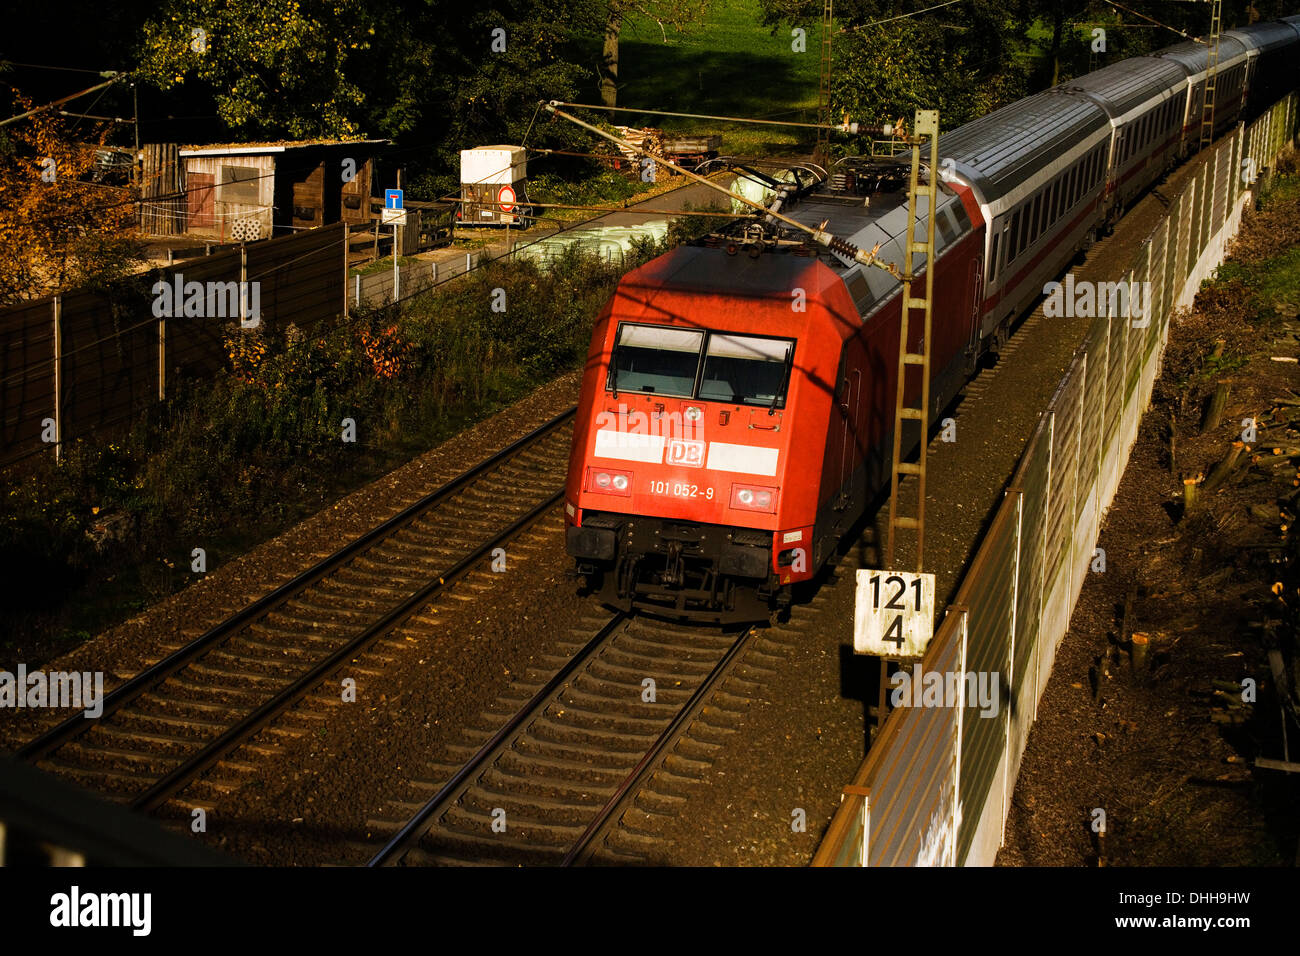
[0, 223, 346, 466]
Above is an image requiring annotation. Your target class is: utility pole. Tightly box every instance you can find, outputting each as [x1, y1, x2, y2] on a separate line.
[885, 109, 940, 574]
[1199, 0, 1222, 151]
[816, 0, 834, 165]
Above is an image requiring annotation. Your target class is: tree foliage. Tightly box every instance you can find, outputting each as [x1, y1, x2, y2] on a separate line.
[0, 88, 140, 304]
[819, 1, 1027, 134]
[136, 0, 375, 139]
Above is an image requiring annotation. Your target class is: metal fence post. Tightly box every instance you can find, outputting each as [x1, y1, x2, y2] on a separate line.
[158, 308, 165, 401]
[239, 244, 248, 328]
[953, 611, 967, 862]
[52, 295, 62, 462]
[1003, 495, 1022, 847]
[1033, 414, 1053, 720]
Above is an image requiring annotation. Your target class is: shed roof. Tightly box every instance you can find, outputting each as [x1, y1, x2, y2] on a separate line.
[179, 139, 388, 156]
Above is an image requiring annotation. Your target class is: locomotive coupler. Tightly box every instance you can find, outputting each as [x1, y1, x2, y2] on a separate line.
[661, 540, 685, 587]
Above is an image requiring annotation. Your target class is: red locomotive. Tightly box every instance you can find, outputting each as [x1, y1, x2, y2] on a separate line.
[564, 171, 986, 622]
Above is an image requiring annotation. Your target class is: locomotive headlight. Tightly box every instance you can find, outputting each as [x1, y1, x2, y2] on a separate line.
[730, 483, 778, 514]
[587, 467, 633, 497]
[684, 405, 702, 422]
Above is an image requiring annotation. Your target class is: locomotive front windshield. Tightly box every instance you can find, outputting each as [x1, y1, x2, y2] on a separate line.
[610, 325, 704, 397]
[609, 323, 794, 408]
[698, 334, 791, 406]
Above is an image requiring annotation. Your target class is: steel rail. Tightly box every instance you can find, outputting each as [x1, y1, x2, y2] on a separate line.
[561, 625, 759, 866]
[367, 612, 632, 866]
[131, 488, 567, 813]
[17, 407, 576, 762]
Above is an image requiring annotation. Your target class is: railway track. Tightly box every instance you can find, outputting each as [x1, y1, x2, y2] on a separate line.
[13, 408, 577, 816]
[364, 612, 767, 866]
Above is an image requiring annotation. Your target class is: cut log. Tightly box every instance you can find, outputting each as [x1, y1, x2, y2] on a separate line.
[1168, 412, 1177, 474]
[1202, 442, 1246, 495]
[1183, 477, 1200, 514]
[1248, 504, 1280, 523]
[1201, 381, 1230, 434]
[1130, 633, 1150, 671]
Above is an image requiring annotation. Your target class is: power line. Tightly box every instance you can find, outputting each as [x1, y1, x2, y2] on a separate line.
[839, 0, 968, 34]
[0, 73, 126, 127]
[0, 61, 119, 75]
[1098, 0, 1200, 42]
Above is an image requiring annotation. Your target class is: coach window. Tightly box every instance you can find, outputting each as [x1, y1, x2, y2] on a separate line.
[990, 230, 1002, 283]
[608, 324, 703, 398]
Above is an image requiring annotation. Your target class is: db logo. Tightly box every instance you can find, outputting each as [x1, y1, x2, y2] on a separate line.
[667, 439, 705, 467]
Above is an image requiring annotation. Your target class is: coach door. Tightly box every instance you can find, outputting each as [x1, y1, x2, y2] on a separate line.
[967, 255, 984, 358]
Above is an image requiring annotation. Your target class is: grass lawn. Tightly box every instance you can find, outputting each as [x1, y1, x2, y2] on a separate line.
[614, 0, 822, 156]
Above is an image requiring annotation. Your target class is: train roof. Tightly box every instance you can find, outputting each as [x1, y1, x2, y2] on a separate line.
[781, 183, 976, 317]
[1045, 56, 1187, 117]
[936, 91, 1110, 204]
[656, 169, 975, 324]
[614, 246, 862, 339]
[1148, 35, 1249, 75]
[1223, 21, 1299, 54]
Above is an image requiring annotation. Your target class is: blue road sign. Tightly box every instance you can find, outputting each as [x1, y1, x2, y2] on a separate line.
[385, 189, 404, 210]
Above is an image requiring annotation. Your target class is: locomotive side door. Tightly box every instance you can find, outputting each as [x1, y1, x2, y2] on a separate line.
[838, 354, 861, 510]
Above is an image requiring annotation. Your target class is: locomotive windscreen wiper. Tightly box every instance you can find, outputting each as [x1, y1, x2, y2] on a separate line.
[770, 345, 793, 415]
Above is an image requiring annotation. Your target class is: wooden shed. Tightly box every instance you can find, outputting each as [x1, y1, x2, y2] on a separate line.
[173, 139, 389, 241]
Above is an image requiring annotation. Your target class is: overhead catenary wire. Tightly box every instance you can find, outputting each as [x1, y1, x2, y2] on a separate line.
[541, 101, 902, 276]
[545, 101, 857, 131]
[839, 0, 967, 33]
[1098, 0, 1201, 43]
[0, 72, 126, 127]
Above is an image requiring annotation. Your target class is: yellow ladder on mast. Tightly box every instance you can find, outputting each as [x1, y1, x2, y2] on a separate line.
[885, 109, 940, 573]
[1199, 0, 1222, 151]
[815, 0, 834, 164]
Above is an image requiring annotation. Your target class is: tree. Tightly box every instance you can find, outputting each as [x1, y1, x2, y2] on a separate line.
[822, 2, 1029, 134]
[136, 0, 377, 139]
[597, 0, 712, 109]
[0, 87, 140, 304]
